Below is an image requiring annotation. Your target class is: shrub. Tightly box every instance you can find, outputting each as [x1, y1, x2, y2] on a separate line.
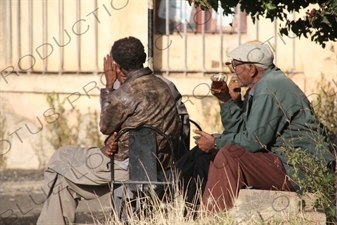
[286, 75, 337, 223]
[45, 92, 103, 150]
[0, 112, 8, 169]
[45, 92, 82, 149]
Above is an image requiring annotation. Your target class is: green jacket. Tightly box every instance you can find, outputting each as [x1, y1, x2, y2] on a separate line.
[215, 65, 335, 188]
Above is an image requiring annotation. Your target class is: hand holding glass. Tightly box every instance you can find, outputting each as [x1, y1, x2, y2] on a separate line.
[211, 74, 225, 93]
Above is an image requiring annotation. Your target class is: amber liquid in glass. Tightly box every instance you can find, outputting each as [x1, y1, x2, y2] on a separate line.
[211, 81, 224, 93]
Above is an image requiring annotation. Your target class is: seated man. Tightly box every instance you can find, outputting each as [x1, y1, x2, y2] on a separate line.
[109, 69, 190, 220]
[156, 75, 190, 158]
[175, 75, 243, 215]
[111, 74, 190, 158]
[193, 41, 335, 212]
[37, 36, 181, 224]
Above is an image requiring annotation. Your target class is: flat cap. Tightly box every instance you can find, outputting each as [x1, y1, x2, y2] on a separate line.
[228, 41, 274, 69]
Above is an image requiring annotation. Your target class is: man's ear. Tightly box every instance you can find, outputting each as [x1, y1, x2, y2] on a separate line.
[250, 64, 258, 77]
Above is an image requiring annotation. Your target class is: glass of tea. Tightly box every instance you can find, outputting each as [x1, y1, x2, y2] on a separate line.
[210, 74, 225, 93]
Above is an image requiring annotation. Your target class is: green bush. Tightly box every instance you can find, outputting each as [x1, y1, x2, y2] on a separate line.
[45, 92, 82, 149]
[312, 74, 337, 147]
[286, 75, 337, 223]
[82, 107, 104, 147]
[45, 92, 103, 150]
[0, 112, 8, 169]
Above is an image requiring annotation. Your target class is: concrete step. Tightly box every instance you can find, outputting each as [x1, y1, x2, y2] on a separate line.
[229, 189, 326, 225]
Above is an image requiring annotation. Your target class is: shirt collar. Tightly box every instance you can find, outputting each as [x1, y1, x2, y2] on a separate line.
[248, 64, 278, 96]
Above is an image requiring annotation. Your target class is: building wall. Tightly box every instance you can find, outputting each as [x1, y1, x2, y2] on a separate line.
[1, 0, 336, 169]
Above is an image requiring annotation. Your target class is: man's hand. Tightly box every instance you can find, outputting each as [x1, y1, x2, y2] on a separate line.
[228, 76, 241, 100]
[211, 81, 231, 103]
[103, 54, 117, 88]
[104, 132, 118, 157]
[193, 130, 216, 153]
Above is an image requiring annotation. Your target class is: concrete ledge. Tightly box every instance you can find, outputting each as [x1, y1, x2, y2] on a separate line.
[229, 189, 326, 224]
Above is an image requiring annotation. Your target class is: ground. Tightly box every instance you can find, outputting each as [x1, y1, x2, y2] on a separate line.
[0, 169, 111, 225]
[0, 169, 44, 183]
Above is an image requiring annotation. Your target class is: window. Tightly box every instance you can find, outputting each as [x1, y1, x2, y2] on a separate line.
[155, 0, 247, 34]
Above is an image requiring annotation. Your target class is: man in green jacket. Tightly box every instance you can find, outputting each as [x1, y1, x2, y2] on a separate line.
[193, 41, 335, 212]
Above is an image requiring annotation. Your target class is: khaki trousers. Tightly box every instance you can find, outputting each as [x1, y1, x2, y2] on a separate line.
[36, 146, 129, 225]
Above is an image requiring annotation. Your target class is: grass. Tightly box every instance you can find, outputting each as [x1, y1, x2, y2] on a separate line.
[81, 179, 328, 225]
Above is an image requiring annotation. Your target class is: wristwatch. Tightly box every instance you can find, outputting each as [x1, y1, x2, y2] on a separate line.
[211, 141, 219, 160]
[213, 138, 219, 151]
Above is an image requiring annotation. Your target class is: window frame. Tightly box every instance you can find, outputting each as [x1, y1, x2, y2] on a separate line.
[154, 0, 247, 34]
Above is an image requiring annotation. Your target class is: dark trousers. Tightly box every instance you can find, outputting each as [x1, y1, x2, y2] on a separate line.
[202, 144, 295, 212]
[175, 146, 213, 214]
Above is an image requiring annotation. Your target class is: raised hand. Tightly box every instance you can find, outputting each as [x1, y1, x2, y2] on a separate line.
[228, 76, 241, 100]
[211, 80, 231, 103]
[103, 54, 117, 88]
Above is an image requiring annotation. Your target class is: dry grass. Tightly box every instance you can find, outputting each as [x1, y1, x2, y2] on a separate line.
[82, 180, 325, 225]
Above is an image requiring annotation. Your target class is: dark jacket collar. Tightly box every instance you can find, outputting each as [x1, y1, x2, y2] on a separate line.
[124, 67, 153, 83]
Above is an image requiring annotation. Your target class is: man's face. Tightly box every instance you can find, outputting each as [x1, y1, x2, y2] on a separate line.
[112, 57, 127, 84]
[231, 60, 252, 87]
[117, 69, 127, 84]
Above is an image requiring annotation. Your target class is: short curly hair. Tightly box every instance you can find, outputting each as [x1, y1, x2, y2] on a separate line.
[110, 36, 147, 71]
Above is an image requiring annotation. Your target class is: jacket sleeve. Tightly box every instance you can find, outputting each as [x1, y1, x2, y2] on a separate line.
[216, 94, 288, 152]
[219, 98, 244, 133]
[99, 88, 132, 135]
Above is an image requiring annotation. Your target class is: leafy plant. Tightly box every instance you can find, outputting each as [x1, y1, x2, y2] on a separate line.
[82, 107, 104, 147]
[0, 112, 8, 169]
[287, 147, 335, 223]
[312, 74, 337, 148]
[284, 76, 337, 223]
[45, 93, 104, 150]
[32, 133, 48, 169]
[187, 0, 337, 48]
[200, 97, 223, 134]
[45, 92, 82, 150]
